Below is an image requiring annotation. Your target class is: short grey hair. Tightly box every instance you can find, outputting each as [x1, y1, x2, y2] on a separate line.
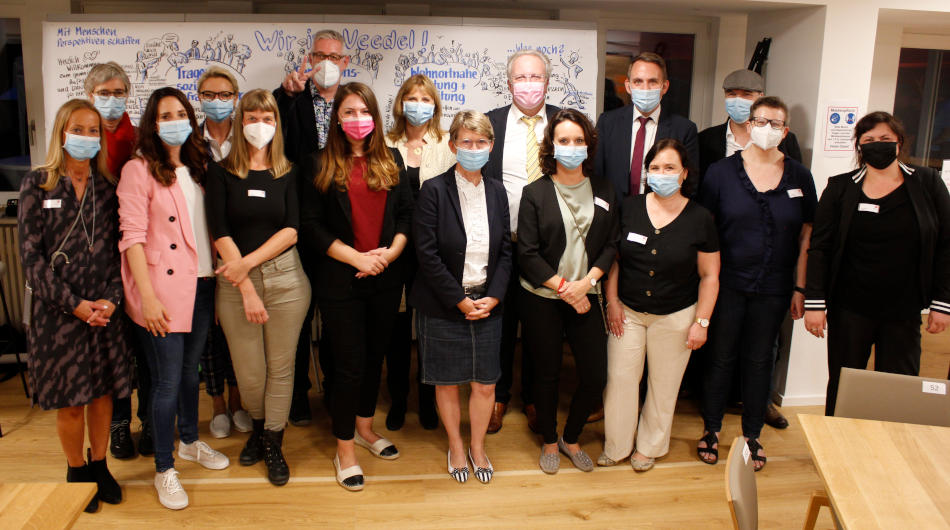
[84, 61, 131, 95]
[506, 49, 552, 81]
[449, 110, 494, 143]
[312, 29, 345, 48]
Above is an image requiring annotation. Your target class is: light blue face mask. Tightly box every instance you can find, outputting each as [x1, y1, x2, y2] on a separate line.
[455, 147, 490, 172]
[725, 97, 753, 123]
[63, 133, 101, 161]
[201, 99, 234, 123]
[158, 119, 193, 147]
[646, 172, 682, 198]
[631, 88, 661, 113]
[553, 144, 588, 170]
[403, 101, 435, 127]
[93, 95, 127, 121]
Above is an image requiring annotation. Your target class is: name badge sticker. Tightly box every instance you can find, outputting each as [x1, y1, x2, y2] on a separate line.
[594, 197, 610, 211]
[922, 381, 947, 395]
[42, 199, 62, 209]
[787, 188, 804, 198]
[247, 189, 266, 198]
[627, 232, 648, 245]
[858, 203, 880, 213]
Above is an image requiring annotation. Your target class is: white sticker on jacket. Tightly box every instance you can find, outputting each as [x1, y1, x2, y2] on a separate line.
[42, 199, 62, 209]
[857, 203, 879, 213]
[247, 189, 266, 198]
[922, 381, 946, 395]
[787, 188, 803, 198]
[627, 232, 648, 245]
[594, 197, 610, 211]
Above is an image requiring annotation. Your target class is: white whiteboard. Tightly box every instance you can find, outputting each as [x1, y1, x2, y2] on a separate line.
[42, 20, 597, 145]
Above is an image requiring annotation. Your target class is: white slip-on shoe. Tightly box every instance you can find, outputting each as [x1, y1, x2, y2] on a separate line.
[154, 468, 188, 510]
[209, 413, 231, 439]
[178, 440, 230, 470]
[231, 409, 253, 433]
[354, 433, 399, 460]
[333, 454, 364, 492]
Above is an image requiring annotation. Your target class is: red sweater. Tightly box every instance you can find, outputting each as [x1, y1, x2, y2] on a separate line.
[105, 113, 136, 179]
[347, 157, 387, 253]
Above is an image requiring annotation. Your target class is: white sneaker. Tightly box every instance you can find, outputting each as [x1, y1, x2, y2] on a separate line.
[209, 413, 231, 439]
[178, 440, 230, 470]
[231, 409, 252, 433]
[154, 469, 188, 510]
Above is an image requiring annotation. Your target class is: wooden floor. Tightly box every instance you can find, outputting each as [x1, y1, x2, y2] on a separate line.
[0, 327, 946, 529]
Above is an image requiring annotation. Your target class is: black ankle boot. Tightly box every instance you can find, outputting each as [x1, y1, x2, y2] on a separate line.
[66, 462, 99, 513]
[386, 401, 407, 431]
[240, 419, 265, 466]
[109, 420, 135, 459]
[137, 422, 154, 456]
[87, 448, 122, 504]
[262, 429, 290, 486]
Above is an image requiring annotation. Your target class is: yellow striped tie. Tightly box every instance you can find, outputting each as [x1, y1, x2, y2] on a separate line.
[522, 115, 542, 182]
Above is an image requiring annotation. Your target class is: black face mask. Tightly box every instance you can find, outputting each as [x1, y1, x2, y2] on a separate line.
[860, 141, 898, 170]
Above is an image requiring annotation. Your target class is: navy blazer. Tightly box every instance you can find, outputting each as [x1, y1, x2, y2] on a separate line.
[483, 103, 562, 183]
[274, 80, 321, 166]
[698, 120, 802, 179]
[410, 167, 512, 320]
[594, 104, 699, 199]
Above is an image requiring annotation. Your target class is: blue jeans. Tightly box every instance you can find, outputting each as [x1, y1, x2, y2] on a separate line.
[137, 279, 214, 472]
[702, 285, 790, 439]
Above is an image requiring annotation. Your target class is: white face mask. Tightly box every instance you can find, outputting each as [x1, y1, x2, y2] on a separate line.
[244, 122, 276, 149]
[312, 59, 340, 89]
[749, 124, 784, 151]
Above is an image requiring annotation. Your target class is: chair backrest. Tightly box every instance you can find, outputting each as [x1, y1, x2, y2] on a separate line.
[835, 368, 950, 427]
[725, 436, 758, 530]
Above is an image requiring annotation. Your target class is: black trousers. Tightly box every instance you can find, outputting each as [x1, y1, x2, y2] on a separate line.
[319, 284, 402, 440]
[824, 306, 921, 416]
[496, 251, 534, 406]
[521, 290, 607, 445]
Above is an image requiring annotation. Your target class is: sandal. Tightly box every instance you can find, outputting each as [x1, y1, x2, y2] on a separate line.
[697, 431, 719, 465]
[746, 438, 767, 472]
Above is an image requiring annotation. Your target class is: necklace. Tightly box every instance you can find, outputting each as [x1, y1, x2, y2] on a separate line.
[77, 172, 96, 251]
[412, 146, 423, 155]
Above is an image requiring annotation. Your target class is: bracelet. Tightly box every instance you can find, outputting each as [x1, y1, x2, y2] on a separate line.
[557, 277, 567, 294]
[794, 286, 806, 294]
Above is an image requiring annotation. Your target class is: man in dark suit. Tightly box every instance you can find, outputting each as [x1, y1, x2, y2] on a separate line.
[483, 49, 561, 434]
[595, 52, 699, 201]
[273, 29, 351, 426]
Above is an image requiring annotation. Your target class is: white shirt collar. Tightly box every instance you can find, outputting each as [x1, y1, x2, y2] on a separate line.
[634, 104, 661, 123]
[203, 122, 233, 145]
[511, 104, 547, 124]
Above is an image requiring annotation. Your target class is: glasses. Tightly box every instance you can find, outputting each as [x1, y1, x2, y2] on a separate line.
[310, 52, 346, 63]
[750, 116, 786, 130]
[456, 138, 492, 150]
[511, 74, 546, 83]
[94, 89, 128, 98]
[199, 91, 235, 101]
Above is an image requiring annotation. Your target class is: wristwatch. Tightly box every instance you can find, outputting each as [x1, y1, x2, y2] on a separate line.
[589, 277, 597, 287]
[696, 317, 710, 328]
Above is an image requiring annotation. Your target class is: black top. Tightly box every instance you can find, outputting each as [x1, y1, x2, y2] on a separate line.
[273, 80, 319, 166]
[834, 185, 921, 320]
[205, 162, 299, 256]
[617, 195, 719, 315]
[699, 152, 817, 296]
[697, 120, 802, 180]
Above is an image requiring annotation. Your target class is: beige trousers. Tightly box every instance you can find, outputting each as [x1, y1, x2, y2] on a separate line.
[216, 248, 311, 431]
[603, 302, 696, 460]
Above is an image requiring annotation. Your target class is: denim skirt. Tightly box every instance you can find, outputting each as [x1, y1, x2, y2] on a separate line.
[417, 311, 502, 385]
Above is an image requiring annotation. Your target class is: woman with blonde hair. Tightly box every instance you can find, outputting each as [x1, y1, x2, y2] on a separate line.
[300, 82, 412, 491]
[206, 88, 311, 487]
[20, 98, 132, 512]
[383, 73, 456, 430]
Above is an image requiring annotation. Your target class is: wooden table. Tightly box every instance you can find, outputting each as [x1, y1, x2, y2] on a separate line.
[798, 414, 950, 529]
[0, 482, 96, 529]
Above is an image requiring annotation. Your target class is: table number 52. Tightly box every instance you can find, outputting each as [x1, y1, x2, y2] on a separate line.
[922, 381, 947, 395]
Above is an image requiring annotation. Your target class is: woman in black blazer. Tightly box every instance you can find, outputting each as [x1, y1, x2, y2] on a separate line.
[299, 82, 412, 492]
[517, 108, 620, 474]
[804, 111, 950, 415]
[410, 110, 512, 484]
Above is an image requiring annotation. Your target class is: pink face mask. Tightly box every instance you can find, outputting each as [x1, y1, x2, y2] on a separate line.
[512, 81, 546, 110]
[340, 116, 375, 140]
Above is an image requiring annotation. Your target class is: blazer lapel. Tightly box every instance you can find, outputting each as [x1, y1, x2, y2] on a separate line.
[335, 188, 352, 226]
[655, 107, 672, 142]
[446, 175, 464, 229]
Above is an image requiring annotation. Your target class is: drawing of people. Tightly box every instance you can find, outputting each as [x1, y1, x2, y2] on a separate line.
[186, 40, 201, 59]
[560, 50, 583, 79]
[233, 44, 251, 74]
[202, 41, 215, 61]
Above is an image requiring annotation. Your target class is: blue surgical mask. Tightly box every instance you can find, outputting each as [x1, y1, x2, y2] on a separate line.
[725, 97, 753, 123]
[403, 101, 435, 127]
[631, 88, 661, 113]
[63, 133, 101, 161]
[646, 172, 682, 198]
[201, 99, 234, 123]
[158, 119, 193, 147]
[93, 95, 127, 121]
[553, 144, 587, 170]
[455, 147, 490, 172]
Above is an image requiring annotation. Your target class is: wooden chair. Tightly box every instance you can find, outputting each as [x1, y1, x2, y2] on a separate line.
[834, 367, 950, 427]
[725, 436, 757, 530]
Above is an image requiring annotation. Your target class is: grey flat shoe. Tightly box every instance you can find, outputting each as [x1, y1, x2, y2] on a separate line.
[597, 452, 619, 467]
[630, 455, 655, 472]
[558, 438, 594, 472]
[539, 449, 560, 474]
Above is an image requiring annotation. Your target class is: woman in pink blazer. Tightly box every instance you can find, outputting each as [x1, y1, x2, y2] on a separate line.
[117, 87, 229, 511]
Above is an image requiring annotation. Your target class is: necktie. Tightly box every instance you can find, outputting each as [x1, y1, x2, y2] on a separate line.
[629, 116, 650, 196]
[522, 115, 542, 182]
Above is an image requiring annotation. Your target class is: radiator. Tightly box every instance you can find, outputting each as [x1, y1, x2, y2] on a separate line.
[0, 218, 25, 330]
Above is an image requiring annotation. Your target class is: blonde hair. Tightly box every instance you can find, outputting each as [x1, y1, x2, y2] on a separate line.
[387, 74, 445, 143]
[84, 61, 131, 95]
[222, 89, 291, 179]
[449, 110, 494, 143]
[197, 66, 239, 95]
[36, 99, 113, 190]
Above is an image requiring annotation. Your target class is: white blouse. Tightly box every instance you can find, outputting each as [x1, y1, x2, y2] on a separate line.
[175, 166, 215, 277]
[455, 171, 490, 289]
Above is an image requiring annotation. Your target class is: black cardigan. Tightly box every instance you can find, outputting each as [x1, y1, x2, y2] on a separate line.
[299, 147, 413, 300]
[804, 162, 950, 315]
[409, 168, 512, 320]
[517, 174, 620, 289]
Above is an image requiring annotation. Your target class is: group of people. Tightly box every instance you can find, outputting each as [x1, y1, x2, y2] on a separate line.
[21, 28, 950, 513]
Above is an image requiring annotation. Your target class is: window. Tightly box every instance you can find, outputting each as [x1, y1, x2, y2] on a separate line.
[893, 48, 950, 171]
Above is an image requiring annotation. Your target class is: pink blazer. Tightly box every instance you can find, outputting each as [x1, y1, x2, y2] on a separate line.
[117, 158, 203, 333]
